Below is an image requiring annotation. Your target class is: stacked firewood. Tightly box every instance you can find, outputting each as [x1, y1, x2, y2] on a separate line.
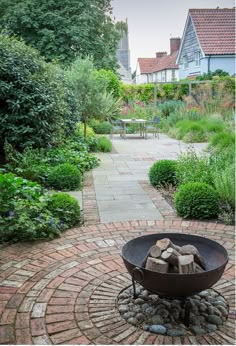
[142, 238, 206, 274]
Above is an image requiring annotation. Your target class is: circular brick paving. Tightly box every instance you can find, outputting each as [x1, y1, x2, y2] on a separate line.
[0, 221, 235, 345]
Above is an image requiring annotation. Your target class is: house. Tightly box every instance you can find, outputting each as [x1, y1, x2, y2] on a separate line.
[135, 38, 181, 84]
[177, 8, 235, 79]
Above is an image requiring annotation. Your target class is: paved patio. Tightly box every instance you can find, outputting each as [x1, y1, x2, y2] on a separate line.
[0, 135, 235, 345]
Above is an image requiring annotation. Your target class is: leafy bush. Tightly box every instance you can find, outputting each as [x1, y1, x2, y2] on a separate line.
[174, 182, 219, 219]
[95, 69, 121, 98]
[199, 118, 224, 134]
[0, 173, 61, 243]
[47, 163, 82, 191]
[176, 150, 213, 186]
[96, 136, 112, 152]
[48, 193, 81, 229]
[0, 34, 75, 158]
[149, 160, 177, 188]
[158, 100, 184, 118]
[209, 132, 235, 152]
[90, 120, 112, 134]
[214, 164, 235, 209]
[75, 123, 95, 138]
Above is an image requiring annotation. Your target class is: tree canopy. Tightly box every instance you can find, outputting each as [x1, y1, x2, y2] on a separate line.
[0, 0, 120, 70]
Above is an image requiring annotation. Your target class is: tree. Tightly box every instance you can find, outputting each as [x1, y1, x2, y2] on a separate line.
[67, 56, 101, 137]
[0, 0, 121, 70]
[95, 69, 121, 98]
[0, 34, 76, 158]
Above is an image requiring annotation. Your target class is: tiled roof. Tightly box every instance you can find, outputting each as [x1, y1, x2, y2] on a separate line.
[189, 8, 235, 55]
[138, 58, 157, 74]
[138, 52, 178, 74]
[152, 51, 178, 72]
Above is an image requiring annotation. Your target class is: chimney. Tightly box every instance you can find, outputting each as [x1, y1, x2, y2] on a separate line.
[156, 52, 167, 58]
[170, 37, 181, 55]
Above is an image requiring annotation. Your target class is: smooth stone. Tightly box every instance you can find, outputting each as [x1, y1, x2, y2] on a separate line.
[213, 301, 227, 308]
[207, 315, 223, 325]
[207, 306, 215, 315]
[190, 316, 201, 326]
[145, 307, 156, 316]
[171, 310, 180, 320]
[193, 295, 201, 300]
[216, 305, 228, 316]
[167, 329, 186, 337]
[213, 307, 222, 316]
[143, 324, 149, 331]
[119, 293, 130, 299]
[142, 303, 150, 311]
[119, 298, 130, 305]
[123, 311, 136, 319]
[190, 326, 206, 335]
[151, 315, 164, 324]
[150, 325, 167, 335]
[162, 300, 171, 309]
[127, 317, 138, 325]
[140, 290, 149, 298]
[217, 296, 227, 303]
[199, 290, 210, 298]
[119, 305, 129, 313]
[158, 309, 169, 319]
[198, 303, 207, 312]
[134, 298, 145, 305]
[149, 294, 159, 302]
[133, 305, 141, 313]
[136, 313, 145, 321]
[207, 323, 217, 332]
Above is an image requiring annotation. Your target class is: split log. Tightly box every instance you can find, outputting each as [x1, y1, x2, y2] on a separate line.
[156, 238, 181, 252]
[146, 257, 169, 273]
[161, 247, 180, 266]
[178, 255, 195, 274]
[179, 245, 205, 269]
[195, 263, 205, 273]
[141, 245, 161, 267]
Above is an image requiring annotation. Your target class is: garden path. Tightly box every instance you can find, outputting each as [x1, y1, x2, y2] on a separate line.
[0, 134, 235, 345]
[92, 133, 207, 223]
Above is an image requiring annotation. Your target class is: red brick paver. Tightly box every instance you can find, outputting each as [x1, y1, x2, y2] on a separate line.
[0, 220, 235, 345]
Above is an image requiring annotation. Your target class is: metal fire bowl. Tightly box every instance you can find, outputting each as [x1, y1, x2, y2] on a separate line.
[121, 233, 228, 297]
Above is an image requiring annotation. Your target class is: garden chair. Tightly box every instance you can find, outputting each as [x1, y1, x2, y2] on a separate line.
[144, 116, 160, 139]
[110, 120, 124, 138]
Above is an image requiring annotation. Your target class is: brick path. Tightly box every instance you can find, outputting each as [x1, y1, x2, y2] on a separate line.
[0, 136, 235, 345]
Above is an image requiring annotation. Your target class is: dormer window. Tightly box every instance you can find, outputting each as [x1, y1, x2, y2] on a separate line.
[195, 51, 200, 67]
[183, 55, 188, 69]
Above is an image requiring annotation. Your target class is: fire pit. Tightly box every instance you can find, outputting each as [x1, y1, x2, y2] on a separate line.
[121, 233, 228, 297]
[120, 233, 229, 334]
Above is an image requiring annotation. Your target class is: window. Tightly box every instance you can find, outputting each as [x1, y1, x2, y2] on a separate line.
[195, 51, 200, 67]
[161, 71, 166, 82]
[183, 55, 188, 69]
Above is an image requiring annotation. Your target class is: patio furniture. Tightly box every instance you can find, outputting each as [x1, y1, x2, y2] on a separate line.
[110, 120, 124, 138]
[144, 116, 160, 139]
[120, 119, 147, 139]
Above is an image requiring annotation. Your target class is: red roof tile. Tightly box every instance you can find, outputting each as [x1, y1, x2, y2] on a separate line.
[138, 52, 178, 74]
[189, 8, 235, 55]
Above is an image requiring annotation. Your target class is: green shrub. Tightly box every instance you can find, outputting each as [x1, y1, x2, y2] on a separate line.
[95, 69, 121, 98]
[96, 136, 112, 152]
[0, 173, 61, 243]
[90, 120, 112, 134]
[0, 34, 75, 158]
[175, 120, 207, 142]
[209, 131, 235, 152]
[174, 182, 219, 219]
[48, 193, 81, 229]
[176, 150, 213, 186]
[149, 160, 177, 188]
[47, 163, 82, 190]
[158, 100, 184, 118]
[199, 118, 224, 134]
[75, 123, 95, 138]
[214, 164, 235, 209]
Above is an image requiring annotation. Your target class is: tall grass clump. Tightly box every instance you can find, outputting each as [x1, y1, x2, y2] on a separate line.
[209, 131, 235, 153]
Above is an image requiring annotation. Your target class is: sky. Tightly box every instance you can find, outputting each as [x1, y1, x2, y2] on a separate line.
[112, 0, 235, 72]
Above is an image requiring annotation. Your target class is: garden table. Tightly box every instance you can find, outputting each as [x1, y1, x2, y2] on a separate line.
[120, 118, 147, 139]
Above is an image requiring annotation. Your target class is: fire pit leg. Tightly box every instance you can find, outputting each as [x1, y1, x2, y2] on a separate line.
[132, 277, 137, 299]
[183, 298, 191, 327]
